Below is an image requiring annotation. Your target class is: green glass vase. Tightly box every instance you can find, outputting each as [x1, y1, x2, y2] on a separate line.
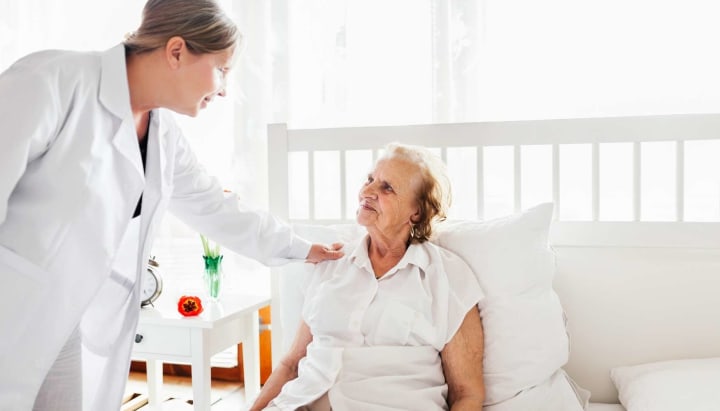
[203, 255, 224, 301]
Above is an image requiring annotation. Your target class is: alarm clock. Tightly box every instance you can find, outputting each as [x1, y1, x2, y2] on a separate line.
[140, 257, 163, 307]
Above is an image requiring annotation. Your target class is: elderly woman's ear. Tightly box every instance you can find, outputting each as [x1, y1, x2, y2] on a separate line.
[411, 208, 421, 223]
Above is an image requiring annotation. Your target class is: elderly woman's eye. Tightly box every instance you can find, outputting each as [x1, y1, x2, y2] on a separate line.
[382, 183, 394, 192]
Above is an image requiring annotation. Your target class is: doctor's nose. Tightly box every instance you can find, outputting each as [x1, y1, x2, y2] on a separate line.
[217, 75, 228, 97]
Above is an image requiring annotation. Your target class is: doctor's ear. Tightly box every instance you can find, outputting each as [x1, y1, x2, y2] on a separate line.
[165, 36, 186, 69]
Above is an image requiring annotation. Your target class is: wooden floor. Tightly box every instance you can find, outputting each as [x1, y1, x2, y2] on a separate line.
[124, 371, 250, 410]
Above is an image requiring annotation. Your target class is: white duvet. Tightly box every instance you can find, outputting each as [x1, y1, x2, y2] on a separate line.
[264, 346, 587, 411]
[327, 345, 447, 410]
[267, 345, 448, 411]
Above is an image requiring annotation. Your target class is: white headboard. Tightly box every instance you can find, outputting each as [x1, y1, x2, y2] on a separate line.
[267, 114, 720, 404]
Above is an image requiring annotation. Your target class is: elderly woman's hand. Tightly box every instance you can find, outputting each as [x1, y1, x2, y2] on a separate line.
[305, 243, 344, 263]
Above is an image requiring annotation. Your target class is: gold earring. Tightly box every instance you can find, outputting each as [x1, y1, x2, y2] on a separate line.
[410, 224, 416, 239]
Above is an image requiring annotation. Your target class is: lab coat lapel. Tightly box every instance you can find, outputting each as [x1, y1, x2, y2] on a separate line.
[99, 44, 145, 183]
[139, 111, 168, 246]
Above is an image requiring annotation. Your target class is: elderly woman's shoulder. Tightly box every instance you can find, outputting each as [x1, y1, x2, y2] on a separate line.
[421, 242, 482, 300]
[421, 242, 473, 272]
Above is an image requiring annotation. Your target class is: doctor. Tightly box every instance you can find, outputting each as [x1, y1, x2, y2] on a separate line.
[0, 0, 342, 409]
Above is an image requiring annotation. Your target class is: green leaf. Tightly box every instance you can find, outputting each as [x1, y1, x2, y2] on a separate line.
[199, 233, 222, 258]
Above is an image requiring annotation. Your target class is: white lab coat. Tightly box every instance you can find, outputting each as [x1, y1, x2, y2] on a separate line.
[0, 44, 310, 410]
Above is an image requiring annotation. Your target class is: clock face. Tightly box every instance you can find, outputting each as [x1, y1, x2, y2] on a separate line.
[140, 265, 162, 307]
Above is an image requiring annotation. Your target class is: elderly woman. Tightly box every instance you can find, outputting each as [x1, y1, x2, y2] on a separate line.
[251, 143, 485, 411]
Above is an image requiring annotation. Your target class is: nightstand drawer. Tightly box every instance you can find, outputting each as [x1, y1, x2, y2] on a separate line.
[133, 325, 191, 357]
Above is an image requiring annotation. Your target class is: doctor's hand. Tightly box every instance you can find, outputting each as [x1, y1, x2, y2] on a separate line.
[306, 243, 344, 264]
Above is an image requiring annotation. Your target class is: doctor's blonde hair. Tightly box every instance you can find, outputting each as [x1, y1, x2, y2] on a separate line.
[124, 0, 240, 55]
[380, 143, 452, 244]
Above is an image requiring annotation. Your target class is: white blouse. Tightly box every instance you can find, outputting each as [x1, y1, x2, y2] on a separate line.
[270, 235, 483, 410]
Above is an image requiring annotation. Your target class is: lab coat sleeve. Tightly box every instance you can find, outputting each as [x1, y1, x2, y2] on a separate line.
[167, 125, 311, 266]
[0, 60, 59, 224]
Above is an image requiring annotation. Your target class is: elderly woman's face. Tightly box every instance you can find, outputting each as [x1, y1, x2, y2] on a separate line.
[357, 157, 422, 239]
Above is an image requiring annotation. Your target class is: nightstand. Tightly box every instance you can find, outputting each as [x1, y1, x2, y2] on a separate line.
[131, 292, 270, 410]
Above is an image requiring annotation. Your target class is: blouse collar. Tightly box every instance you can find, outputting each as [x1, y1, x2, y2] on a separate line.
[350, 234, 431, 279]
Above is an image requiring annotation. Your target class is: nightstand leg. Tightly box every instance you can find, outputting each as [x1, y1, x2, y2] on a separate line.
[146, 359, 163, 408]
[191, 330, 212, 411]
[242, 310, 261, 401]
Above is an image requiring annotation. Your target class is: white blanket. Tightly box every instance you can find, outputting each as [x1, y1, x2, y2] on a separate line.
[268, 345, 448, 411]
[265, 345, 587, 411]
[328, 345, 448, 410]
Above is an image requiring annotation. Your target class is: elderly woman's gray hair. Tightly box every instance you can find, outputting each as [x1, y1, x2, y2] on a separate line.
[381, 143, 452, 243]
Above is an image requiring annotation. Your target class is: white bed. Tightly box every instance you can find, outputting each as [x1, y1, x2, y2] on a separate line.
[266, 114, 720, 409]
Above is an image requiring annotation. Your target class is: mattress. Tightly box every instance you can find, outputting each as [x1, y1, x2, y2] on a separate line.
[588, 403, 625, 411]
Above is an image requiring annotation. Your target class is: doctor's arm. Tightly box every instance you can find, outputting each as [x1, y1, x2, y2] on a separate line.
[249, 321, 314, 411]
[0, 62, 58, 224]
[441, 307, 486, 410]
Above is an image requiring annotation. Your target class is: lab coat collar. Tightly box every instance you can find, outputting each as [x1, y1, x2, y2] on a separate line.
[99, 44, 133, 121]
[100, 44, 145, 181]
[350, 234, 431, 279]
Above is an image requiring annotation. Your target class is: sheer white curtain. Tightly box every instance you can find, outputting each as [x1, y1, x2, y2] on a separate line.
[6, 0, 719, 212]
[274, 0, 720, 128]
[4, 1, 719, 282]
[267, 0, 720, 222]
[0, 1, 146, 71]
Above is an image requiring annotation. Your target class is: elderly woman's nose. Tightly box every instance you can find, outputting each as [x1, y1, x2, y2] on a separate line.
[360, 183, 376, 198]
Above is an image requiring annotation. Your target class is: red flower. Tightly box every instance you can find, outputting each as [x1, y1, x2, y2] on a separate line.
[177, 295, 204, 317]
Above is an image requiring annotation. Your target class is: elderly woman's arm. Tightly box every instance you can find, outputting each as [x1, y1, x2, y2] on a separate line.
[441, 307, 485, 410]
[249, 321, 313, 411]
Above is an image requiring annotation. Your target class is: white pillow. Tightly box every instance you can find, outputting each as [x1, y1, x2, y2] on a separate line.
[484, 369, 588, 411]
[433, 203, 574, 406]
[611, 357, 720, 411]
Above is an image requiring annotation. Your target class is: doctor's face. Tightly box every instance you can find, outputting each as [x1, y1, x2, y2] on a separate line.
[356, 157, 421, 241]
[174, 47, 235, 117]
